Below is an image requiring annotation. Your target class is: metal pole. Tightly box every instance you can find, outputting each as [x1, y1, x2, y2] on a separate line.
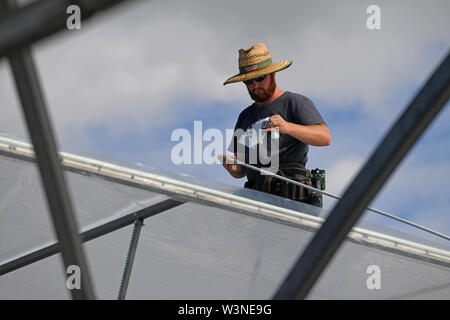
[0, 0, 135, 58]
[273, 50, 450, 300]
[226, 156, 450, 242]
[118, 218, 144, 300]
[0, 199, 183, 277]
[1, 0, 96, 299]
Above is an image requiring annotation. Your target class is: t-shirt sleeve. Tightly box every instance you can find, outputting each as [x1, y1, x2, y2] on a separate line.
[292, 95, 325, 126]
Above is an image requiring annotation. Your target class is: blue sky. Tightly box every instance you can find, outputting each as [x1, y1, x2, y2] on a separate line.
[1, 0, 449, 246]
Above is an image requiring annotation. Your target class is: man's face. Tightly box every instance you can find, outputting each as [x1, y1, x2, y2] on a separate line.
[245, 73, 276, 103]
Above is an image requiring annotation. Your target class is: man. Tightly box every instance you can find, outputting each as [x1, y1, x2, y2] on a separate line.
[219, 43, 331, 204]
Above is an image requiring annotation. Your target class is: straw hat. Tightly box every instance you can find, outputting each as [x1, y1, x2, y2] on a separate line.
[223, 43, 292, 85]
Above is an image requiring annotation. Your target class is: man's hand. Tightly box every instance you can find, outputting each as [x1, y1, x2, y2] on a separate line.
[266, 114, 331, 146]
[266, 114, 290, 134]
[218, 154, 246, 178]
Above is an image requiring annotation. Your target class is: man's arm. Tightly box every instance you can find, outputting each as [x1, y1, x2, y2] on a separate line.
[285, 123, 331, 146]
[267, 115, 331, 146]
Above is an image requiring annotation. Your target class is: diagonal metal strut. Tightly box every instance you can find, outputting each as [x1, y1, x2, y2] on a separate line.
[273, 50, 450, 300]
[0, 199, 183, 277]
[0, 0, 136, 58]
[0, 0, 100, 300]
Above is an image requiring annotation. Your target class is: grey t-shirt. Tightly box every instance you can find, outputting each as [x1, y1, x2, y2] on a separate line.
[228, 91, 325, 184]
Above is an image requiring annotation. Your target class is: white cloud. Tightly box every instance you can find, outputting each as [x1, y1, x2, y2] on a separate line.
[1, 0, 449, 143]
[324, 156, 364, 196]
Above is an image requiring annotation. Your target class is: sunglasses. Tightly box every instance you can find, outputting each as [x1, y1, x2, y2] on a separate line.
[243, 75, 267, 85]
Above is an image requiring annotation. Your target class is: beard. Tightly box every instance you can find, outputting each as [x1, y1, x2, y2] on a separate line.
[248, 74, 276, 103]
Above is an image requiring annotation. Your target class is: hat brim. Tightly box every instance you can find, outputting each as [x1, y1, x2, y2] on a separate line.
[223, 60, 292, 85]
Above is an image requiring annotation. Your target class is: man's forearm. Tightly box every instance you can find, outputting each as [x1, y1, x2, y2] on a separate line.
[285, 123, 331, 146]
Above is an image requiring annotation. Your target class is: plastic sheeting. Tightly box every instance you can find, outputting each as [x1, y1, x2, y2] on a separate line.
[0, 154, 167, 263]
[0, 139, 449, 299]
[1, 200, 449, 299]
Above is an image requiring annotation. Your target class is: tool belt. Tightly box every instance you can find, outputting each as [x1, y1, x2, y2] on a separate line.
[262, 162, 312, 204]
[244, 162, 313, 204]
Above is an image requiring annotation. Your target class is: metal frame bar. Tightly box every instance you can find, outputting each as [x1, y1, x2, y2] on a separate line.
[0, 0, 135, 58]
[118, 218, 144, 300]
[273, 51, 450, 300]
[0, 138, 323, 228]
[2, 137, 450, 267]
[1, 0, 97, 300]
[0, 198, 183, 276]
